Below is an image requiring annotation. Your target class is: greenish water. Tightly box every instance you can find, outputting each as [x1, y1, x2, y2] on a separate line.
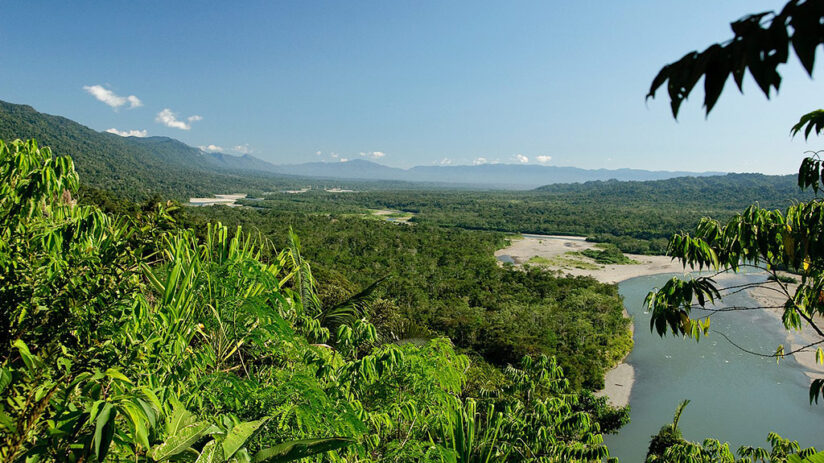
[606, 272, 824, 462]
[496, 254, 515, 264]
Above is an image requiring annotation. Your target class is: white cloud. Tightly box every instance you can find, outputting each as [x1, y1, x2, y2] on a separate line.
[232, 144, 252, 154]
[536, 155, 552, 164]
[126, 95, 142, 108]
[340, 158, 349, 162]
[473, 157, 488, 166]
[199, 144, 224, 153]
[83, 85, 142, 109]
[156, 108, 201, 130]
[200, 144, 251, 154]
[330, 152, 339, 159]
[515, 154, 529, 163]
[316, 151, 322, 156]
[360, 151, 386, 160]
[436, 157, 453, 166]
[106, 128, 147, 137]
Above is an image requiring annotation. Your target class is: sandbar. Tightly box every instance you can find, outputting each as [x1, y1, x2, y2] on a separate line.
[494, 234, 690, 407]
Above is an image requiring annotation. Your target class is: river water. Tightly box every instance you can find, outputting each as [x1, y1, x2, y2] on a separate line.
[606, 272, 824, 461]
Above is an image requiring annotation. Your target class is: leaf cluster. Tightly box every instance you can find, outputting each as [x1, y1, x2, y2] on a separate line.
[647, 0, 824, 117]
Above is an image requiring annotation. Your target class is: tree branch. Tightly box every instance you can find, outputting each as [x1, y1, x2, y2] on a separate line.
[711, 329, 824, 359]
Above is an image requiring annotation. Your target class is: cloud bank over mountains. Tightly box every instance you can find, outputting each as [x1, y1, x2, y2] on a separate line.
[106, 128, 147, 137]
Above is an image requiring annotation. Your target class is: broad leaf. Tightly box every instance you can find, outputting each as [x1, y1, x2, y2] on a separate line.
[196, 439, 225, 463]
[167, 402, 197, 436]
[93, 403, 116, 462]
[222, 418, 268, 460]
[252, 437, 354, 463]
[150, 421, 216, 461]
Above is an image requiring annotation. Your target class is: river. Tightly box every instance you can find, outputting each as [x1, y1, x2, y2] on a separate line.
[606, 272, 824, 461]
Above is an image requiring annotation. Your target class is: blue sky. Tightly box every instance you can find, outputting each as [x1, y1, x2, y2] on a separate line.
[1, 1, 819, 173]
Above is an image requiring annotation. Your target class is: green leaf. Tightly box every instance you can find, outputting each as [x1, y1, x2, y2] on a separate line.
[196, 439, 225, 463]
[167, 402, 197, 436]
[164, 262, 182, 305]
[789, 451, 824, 463]
[810, 378, 824, 404]
[13, 339, 42, 371]
[791, 111, 824, 140]
[222, 418, 268, 460]
[121, 401, 151, 449]
[252, 437, 354, 463]
[141, 263, 165, 294]
[93, 403, 116, 462]
[149, 422, 215, 461]
[0, 410, 17, 433]
[105, 368, 132, 384]
[702, 45, 729, 113]
[0, 367, 11, 394]
[228, 448, 252, 463]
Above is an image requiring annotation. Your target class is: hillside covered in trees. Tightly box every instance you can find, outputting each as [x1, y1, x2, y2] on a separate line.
[0, 100, 302, 200]
[2, 99, 811, 259]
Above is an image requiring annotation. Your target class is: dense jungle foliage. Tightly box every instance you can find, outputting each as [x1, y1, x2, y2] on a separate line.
[181, 205, 632, 391]
[1, 139, 632, 462]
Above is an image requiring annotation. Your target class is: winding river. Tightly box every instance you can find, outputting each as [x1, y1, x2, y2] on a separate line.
[606, 272, 824, 461]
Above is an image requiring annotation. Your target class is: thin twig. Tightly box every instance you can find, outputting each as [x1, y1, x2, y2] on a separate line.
[711, 329, 824, 358]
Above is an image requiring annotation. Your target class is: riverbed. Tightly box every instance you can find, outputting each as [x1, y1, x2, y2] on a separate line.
[495, 234, 824, 460]
[605, 272, 824, 461]
[494, 234, 687, 284]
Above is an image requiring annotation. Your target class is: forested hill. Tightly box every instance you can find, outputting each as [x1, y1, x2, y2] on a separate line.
[0, 100, 295, 200]
[536, 173, 810, 211]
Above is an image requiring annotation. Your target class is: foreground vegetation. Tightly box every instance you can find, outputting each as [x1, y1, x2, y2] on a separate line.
[1, 139, 633, 462]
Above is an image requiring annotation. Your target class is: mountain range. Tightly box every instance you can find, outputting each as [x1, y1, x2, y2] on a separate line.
[0, 99, 728, 197]
[269, 160, 725, 188]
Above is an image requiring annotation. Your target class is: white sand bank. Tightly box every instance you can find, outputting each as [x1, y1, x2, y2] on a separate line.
[595, 363, 635, 408]
[748, 280, 824, 381]
[189, 193, 247, 207]
[494, 235, 688, 284]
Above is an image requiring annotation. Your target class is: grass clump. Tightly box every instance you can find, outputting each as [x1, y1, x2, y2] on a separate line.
[527, 254, 601, 270]
[578, 244, 638, 265]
